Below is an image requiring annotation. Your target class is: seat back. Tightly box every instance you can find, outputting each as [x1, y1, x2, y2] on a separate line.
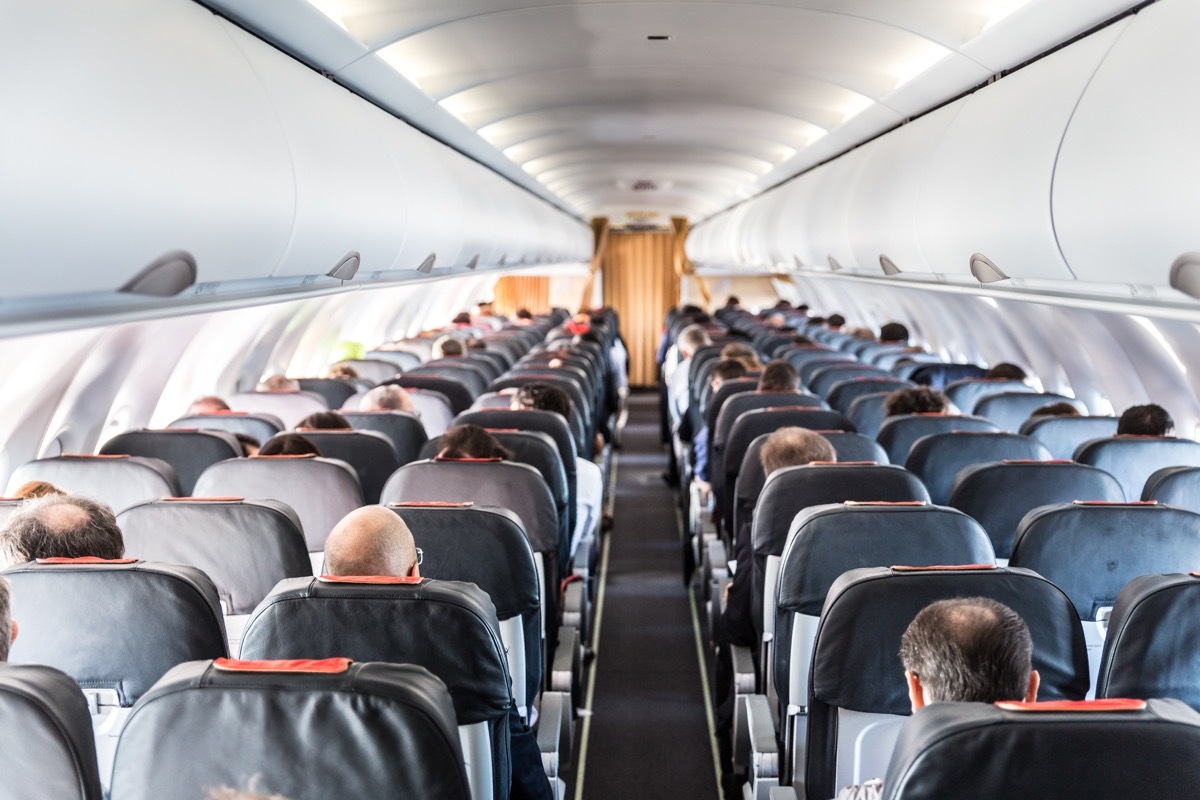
[109, 659, 469, 800]
[943, 378, 1032, 414]
[846, 392, 891, 439]
[826, 378, 914, 416]
[402, 387, 457, 437]
[366, 348, 422, 371]
[281, 429, 399, 504]
[1018, 414, 1119, 460]
[907, 363, 986, 390]
[6, 455, 180, 513]
[703, 378, 758, 434]
[411, 362, 490, 397]
[296, 378, 360, 409]
[99, 429, 241, 495]
[1074, 436, 1200, 500]
[226, 391, 329, 428]
[389, 503, 542, 715]
[168, 411, 284, 445]
[808, 364, 890, 397]
[341, 410, 429, 466]
[193, 456, 363, 555]
[879, 698, 1200, 800]
[239, 578, 511, 800]
[338, 358, 402, 383]
[949, 461, 1124, 559]
[1143, 465, 1200, 508]
[392, 375, 475, 415]
[0, 663, 104, 800]
[876, 414, 1000, 465]
[807, 565, 1088, 800]
[973, 391, 1087, 432]
[904, 431, 1051, 505]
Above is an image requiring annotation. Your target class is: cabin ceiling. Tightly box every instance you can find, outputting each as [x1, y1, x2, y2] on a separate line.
[207, 0, 1141, 228]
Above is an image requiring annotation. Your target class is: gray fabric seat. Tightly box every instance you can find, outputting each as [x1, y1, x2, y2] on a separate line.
[876, 414, 1000, 466]
[168, 411, 284, 445]
[226, 391, 329, 428]
[973, 391, 1088, 432]
[98, 428, 241, 495]
[943, 378, 1032, 414]
[282, 429, 399, 505]
[904, 431, 1051, 505]
[1018, 414, 1119, 460]
[341, 410, 429, 466]
[5, 455, 180, 513]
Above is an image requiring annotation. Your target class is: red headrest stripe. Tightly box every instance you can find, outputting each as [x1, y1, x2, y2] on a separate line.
[844, 501, 927, 507]
[163, 497, 245, 502]
[213, 658, 351, 674]
[63, 454, 130, 459]
[434, 456, 504, 463]
[390, 501, 475, 508]
[208, 411, 247, 415]
[1001, 459, 1074, 464]
[1072, 500, 1158, 506]
[892, 564, 996, 572]
[995, 699, 1147, 713]
[811, 461, 876, 466]
[35, 557, 139, 565]
[318, 575, 422, 585]
[484, 428, 521, 433]
[251, 454, 318, 459]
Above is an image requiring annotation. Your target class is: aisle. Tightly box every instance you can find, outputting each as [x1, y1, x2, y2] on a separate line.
[578, 392, 720, 798]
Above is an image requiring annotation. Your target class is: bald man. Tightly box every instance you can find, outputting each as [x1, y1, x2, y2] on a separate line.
[323, 506, 420, 579]
[1, 494, 124, 565]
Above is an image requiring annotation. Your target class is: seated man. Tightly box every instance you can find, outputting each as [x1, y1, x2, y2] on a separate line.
[983, 362, 1029, 382]
[296, 411, 352, 431]
[836, 597, 1039, 800]
[0, 574, 17, 661]
[885, 386, 948, 417]
[187, 395, 230, 415]
[323, 506, 551, 800]
[692, 359, 750, 490]
[0, 494, 124, 564]
[1117, 403, 1173, 436]
[359, 384, 418, 416]
[257, 375, 300, 393]
[878, 322, 910, 344]
[757, 359, 801, 392]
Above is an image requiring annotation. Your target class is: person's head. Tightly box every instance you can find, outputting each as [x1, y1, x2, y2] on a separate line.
[886, 386, 948, 417]
[1030, 402, 1081, 418]
[187, 395, 230, 415]
[827, 313, 846, 329]
[1, 494, 124, 563]
[710, 359, 748, 391]
[1118, 403, 1174, 436]
[720, 342, 762, 371]
[792, 334, 814, 345]
[437, 424, 512, 460]
[0, 574, 16, 662]
[11, 480, 65, 500]
[465, 338, 487, 352]
[760, 427, 836, 476]
[765, 312, 788, 329]
[879, 322, 910, 344]
[511, 382, 573, 419]
[476, 301, 494, 316]
[757, 360, 800, 392]
[452, 312, 473, 325]
[234, 433, 261, 457]
[898, 597, 1039, 712]
[296, 411, 351, 431]
[515, 308, 533, 321]
[258, 433, 321, 457]
[984, 363, 1028, 381]
[324, 506, 420, 579]
[677, 324, 713, 358]
[360, 385, 416, 414]
[325, 363, 359, 380]
[258, 375, 299, 393]
[436, 337, 464, 358]
[724, 296, 740, 308]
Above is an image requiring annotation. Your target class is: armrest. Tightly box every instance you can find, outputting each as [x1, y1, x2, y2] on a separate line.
[551, 625, 582, 708]
[537, 691, 565, 777]
[731, 644, 758, 694]
[768, 789, 799, 800]
[562, 577, 588, 635]
[704, 538, 729, 588]
[746, 693, 781, 800]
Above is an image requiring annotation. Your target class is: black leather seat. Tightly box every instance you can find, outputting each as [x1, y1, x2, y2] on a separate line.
[0, 663, 104, 800]
[485, 375, 591, 456]
[296, 378, 359, 409]
[108, 659, 469, 800]
[876, 414, 1000, 466]
[973, 391, 1087, 432]
[880, 698, 1200, 800]
[904, 431, 1051, 505]
[808, 364, 890, 398]
[703, 377, 758, 434]
[342, 410, 429, 466]
[5, 454, 180, 514]
[949, 461, 1124, 559]
[826, 378, 914, 416]
[806, 565, 1088, 800]
[100, 429, 241, 496]
[943, 378, 1032, 414]
[1142, 464, 1200, 509]
[1018, 414, 1119, 460]
[168, 410, 284, 445]
[391, 375, 476, 415]
[1074, 435, 1200, 501]
[280, 429, 399, 505]
[846, 392, 892, 439]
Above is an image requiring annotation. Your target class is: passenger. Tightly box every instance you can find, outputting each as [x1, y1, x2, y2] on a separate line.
[885, 386, 948, 416]
[792, 333, 815, 345]
[668, 324, 713, 425]
[1028, 401, 1081, 418]
[836, 597, 1040, 800]
[983, 362, 1028, 381]
[466, 337, 488, 352]
[257, 375, 300, 393]
[324, 363, 358, 380]
[719, 342, 763, 372]
[764, 312, 789, 329]
[296, 411, 352, 430]
[724, 296, 741, 309]
[757, 359, 800, 392]
[187, 395, 230, 415]
[10, 480, 65, 500]
[437, 424, 512, 460]
[360, 384, 417, 416]
[878, 321, 910, 344]
[0, 494, 124, 563]
[827, 313, 846, 330]
[434, 336, 465, 358]
[692, 360, 750, 490]
[451, 312, 473, 326]
[258, 433, 321, 457]
[233, 433, 261, 457]
[514, 307, 535, 325]
[323, 506, 552, 800]
[1118, 403, 1174, 436]
[0, 575, 15, 662]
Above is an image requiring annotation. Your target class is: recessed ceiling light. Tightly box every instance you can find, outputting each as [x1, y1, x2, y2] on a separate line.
[647, 35, 671, 41]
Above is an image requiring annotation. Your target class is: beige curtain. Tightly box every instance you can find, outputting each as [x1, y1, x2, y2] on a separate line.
[492, 275, 550, 318]
[602, 231, 680, 386]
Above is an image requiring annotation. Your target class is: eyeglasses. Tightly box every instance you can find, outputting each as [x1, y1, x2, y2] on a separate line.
[414, 547, 424, 566]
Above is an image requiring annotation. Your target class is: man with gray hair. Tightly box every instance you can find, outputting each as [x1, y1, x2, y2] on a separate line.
[257, 375, 300, 392]
[667, 323, 713, 426]
[359, 384, 418, 416]
[1, 494, 124, 565]
[0, 575, 16, 662]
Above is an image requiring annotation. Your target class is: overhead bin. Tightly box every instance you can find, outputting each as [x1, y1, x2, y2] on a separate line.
[799, 142, 879, 271]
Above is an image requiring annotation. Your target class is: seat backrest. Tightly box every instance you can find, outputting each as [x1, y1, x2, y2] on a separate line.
[713, 391, 828, 448]
[4, 559, 227, 706]
[949, 461, 1125, 559]
[168, 411, 284, 444]
[341, 410, 429, 466]
[117, 498, 310, 615]
[454, 409, 578, 482]
[879, 698, 1200, 800]
[6, 455, 180, 513]
[826, 378, 915, 416]
[0, 663, 104, 800]
[296, 378, 360, 409]
[226, 391, 329, 428]
[109, 659, 470, 800]
[1098, 573, 1200, 712]
[779, 345, 843, 367]
[1019, 414, 1119, 460]
[401, 387, 457, 437]
[238, 577, 510, 800]
[485, 376, 591, 455]
[1143, 464, 1200, 508]
[808, 364, 890, 397]
[366, 348, 422, 371]
[806, 565, 1089, 800]
[703, 378, 757, 434]
[99, 429, 241, 496]
[389, 503, 542, 713]
[193, 456, 363, 552]
[411, 362, 490, 396]
[391, 375, 475, 415]
[907, 363, 986, 390]
[1074, 436, 1200, 500]
[339, 358, 402, 384]
[876, 414, 1000, 465]
[846, 392, 891, 439]
[973, 391, 1088, 432]
[943, 378, 1032, 414]
[905, 431, 1052, 505]
[774, 504, 995, 710]
[282, 429, 399, 504]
